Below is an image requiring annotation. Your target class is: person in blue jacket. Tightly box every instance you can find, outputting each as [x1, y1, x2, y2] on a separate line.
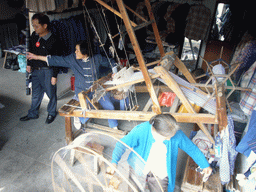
[107, 114, 212, 192]
[27, 40, 119, 129]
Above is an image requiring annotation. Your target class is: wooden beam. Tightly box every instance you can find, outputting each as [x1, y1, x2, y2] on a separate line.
[112, 20, 154, 39]
[135, 85, 172, 93]
[65, 117, 72, 144]
[144, 0, 165, 58]
[191, 83, 251, 92]
[168, 51, 197, 84]
[215, 84, 228, 132]
[125, 4, 148, 23]
[105, 73, 160, 91]
[116, 0, 161, 114]
[59, 110, 216, 124]
[94, 0, 137, 27]
[78, 91, 88, 110]
[154, 66, 214, 143]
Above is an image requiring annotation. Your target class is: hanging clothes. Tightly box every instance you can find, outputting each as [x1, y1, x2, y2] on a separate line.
[232, 39, 256, 83]
[219, 116, 238, 185]
[184, 4, 211, 41]
[239, 61, 256, 116]
[236, 110, 256, 157]
[164, 3, 181, 35]
[27, 0, 56, 12]
[0, 22, 19, 50]
[55, 0, 79, 12]
[50, 14, 88, 56]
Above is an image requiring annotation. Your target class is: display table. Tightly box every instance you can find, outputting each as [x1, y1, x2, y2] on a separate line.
[2, 45, 25, 69]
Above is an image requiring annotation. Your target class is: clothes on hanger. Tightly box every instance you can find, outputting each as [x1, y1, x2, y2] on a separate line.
[236, 110, 256, 157]
[239, 61, 256, 117]
[184, 4, 211, 41]
[50, 14, 88, 56]
[27, 0, 80, 13]
[219, 116, 238, 185]
[27, 0, 56, 12]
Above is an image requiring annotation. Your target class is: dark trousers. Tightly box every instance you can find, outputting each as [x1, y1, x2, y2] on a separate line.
[147, 173, 168, 192]
[28, 69, 57, 117]
[129, 167, 168, 192]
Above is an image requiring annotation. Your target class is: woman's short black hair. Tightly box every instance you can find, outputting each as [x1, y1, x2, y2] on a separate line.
[32, 13, 50, 30]
[76, 40, 90, 56]
[149, 114, 179, 137]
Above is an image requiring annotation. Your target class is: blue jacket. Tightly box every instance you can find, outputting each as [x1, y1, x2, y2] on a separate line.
[48, 53, 115, 95]
[112, 121, 210, 192]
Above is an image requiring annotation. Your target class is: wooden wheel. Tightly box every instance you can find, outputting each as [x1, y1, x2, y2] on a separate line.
[51, 132, 163, 192]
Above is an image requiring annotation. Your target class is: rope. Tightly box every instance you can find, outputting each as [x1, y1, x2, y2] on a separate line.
[109, 0, 130, 67]
[96, 2, 122, 66]
[83, 3, 114, 69]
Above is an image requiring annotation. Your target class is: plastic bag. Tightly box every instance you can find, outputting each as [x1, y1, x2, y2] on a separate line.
[18, 54, 26, 73]
[158, 92, 176, 107]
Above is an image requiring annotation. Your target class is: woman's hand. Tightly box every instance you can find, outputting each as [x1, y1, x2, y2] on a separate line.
[27, 52, 37, 60]
[202, 166, 212, 182]
[106, 163, 117, 175]
[26, 52, 47, 62]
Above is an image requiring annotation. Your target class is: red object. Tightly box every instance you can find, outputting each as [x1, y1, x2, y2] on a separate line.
[120, 59, 127, 67]
[158, 92, 176, 107]
[71, 75, 75, 91]
[36, 42, 40, 47]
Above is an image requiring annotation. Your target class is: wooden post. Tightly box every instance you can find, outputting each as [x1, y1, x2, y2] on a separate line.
[65, 116, 73, 144]
[94, 0, 137, 27]
[144, 0, 165, 58]
[215, 84, 228, 132]
[116, 0, 161, 114]
[169, 51, 197, 84]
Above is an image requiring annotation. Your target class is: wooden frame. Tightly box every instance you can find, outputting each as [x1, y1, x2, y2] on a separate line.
[59, 0, 249, 145]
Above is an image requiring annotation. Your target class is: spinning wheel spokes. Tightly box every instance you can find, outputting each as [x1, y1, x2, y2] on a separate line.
[51, 132, 164, 192]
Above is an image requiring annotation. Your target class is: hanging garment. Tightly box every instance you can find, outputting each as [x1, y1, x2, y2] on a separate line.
[184, 4, 211, 41]
[27, 0, 55, 12]
[54, 0, 80, 12]
[164, 3, 181, 34]
[231, 39, 256, 82]
[219, 116, 238, 185]
[236, 110, 256, 157]
[239, 61, 256, 116]
[0, 23, 19, 50]
[135, 2, 148, 25]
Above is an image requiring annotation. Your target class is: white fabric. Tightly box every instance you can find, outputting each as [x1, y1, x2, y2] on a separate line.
[73, 117, 81, 130]
[143, 140, 168, 179]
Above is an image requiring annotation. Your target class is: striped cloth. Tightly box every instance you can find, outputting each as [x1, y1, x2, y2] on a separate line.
[240, 71, 256, 117]
[184, 4, 211, 41]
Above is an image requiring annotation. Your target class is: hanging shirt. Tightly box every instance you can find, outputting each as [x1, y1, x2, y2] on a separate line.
[184, 4, 211, 41]
[240, 61, 256, 116]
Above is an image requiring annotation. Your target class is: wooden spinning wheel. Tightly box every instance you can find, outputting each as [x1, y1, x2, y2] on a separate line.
[51, 132, 163, 192]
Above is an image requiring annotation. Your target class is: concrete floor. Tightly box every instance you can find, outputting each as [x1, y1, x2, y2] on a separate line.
[0, 57, 193, 192]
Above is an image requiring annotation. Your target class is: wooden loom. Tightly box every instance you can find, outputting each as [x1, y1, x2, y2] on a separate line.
[55, 1, 252, 191]
[58, 0, 249, 146]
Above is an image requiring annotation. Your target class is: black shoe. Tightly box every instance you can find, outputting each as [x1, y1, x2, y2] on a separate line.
[45, 115, 56, 124]
[20, 115, 39, 121]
